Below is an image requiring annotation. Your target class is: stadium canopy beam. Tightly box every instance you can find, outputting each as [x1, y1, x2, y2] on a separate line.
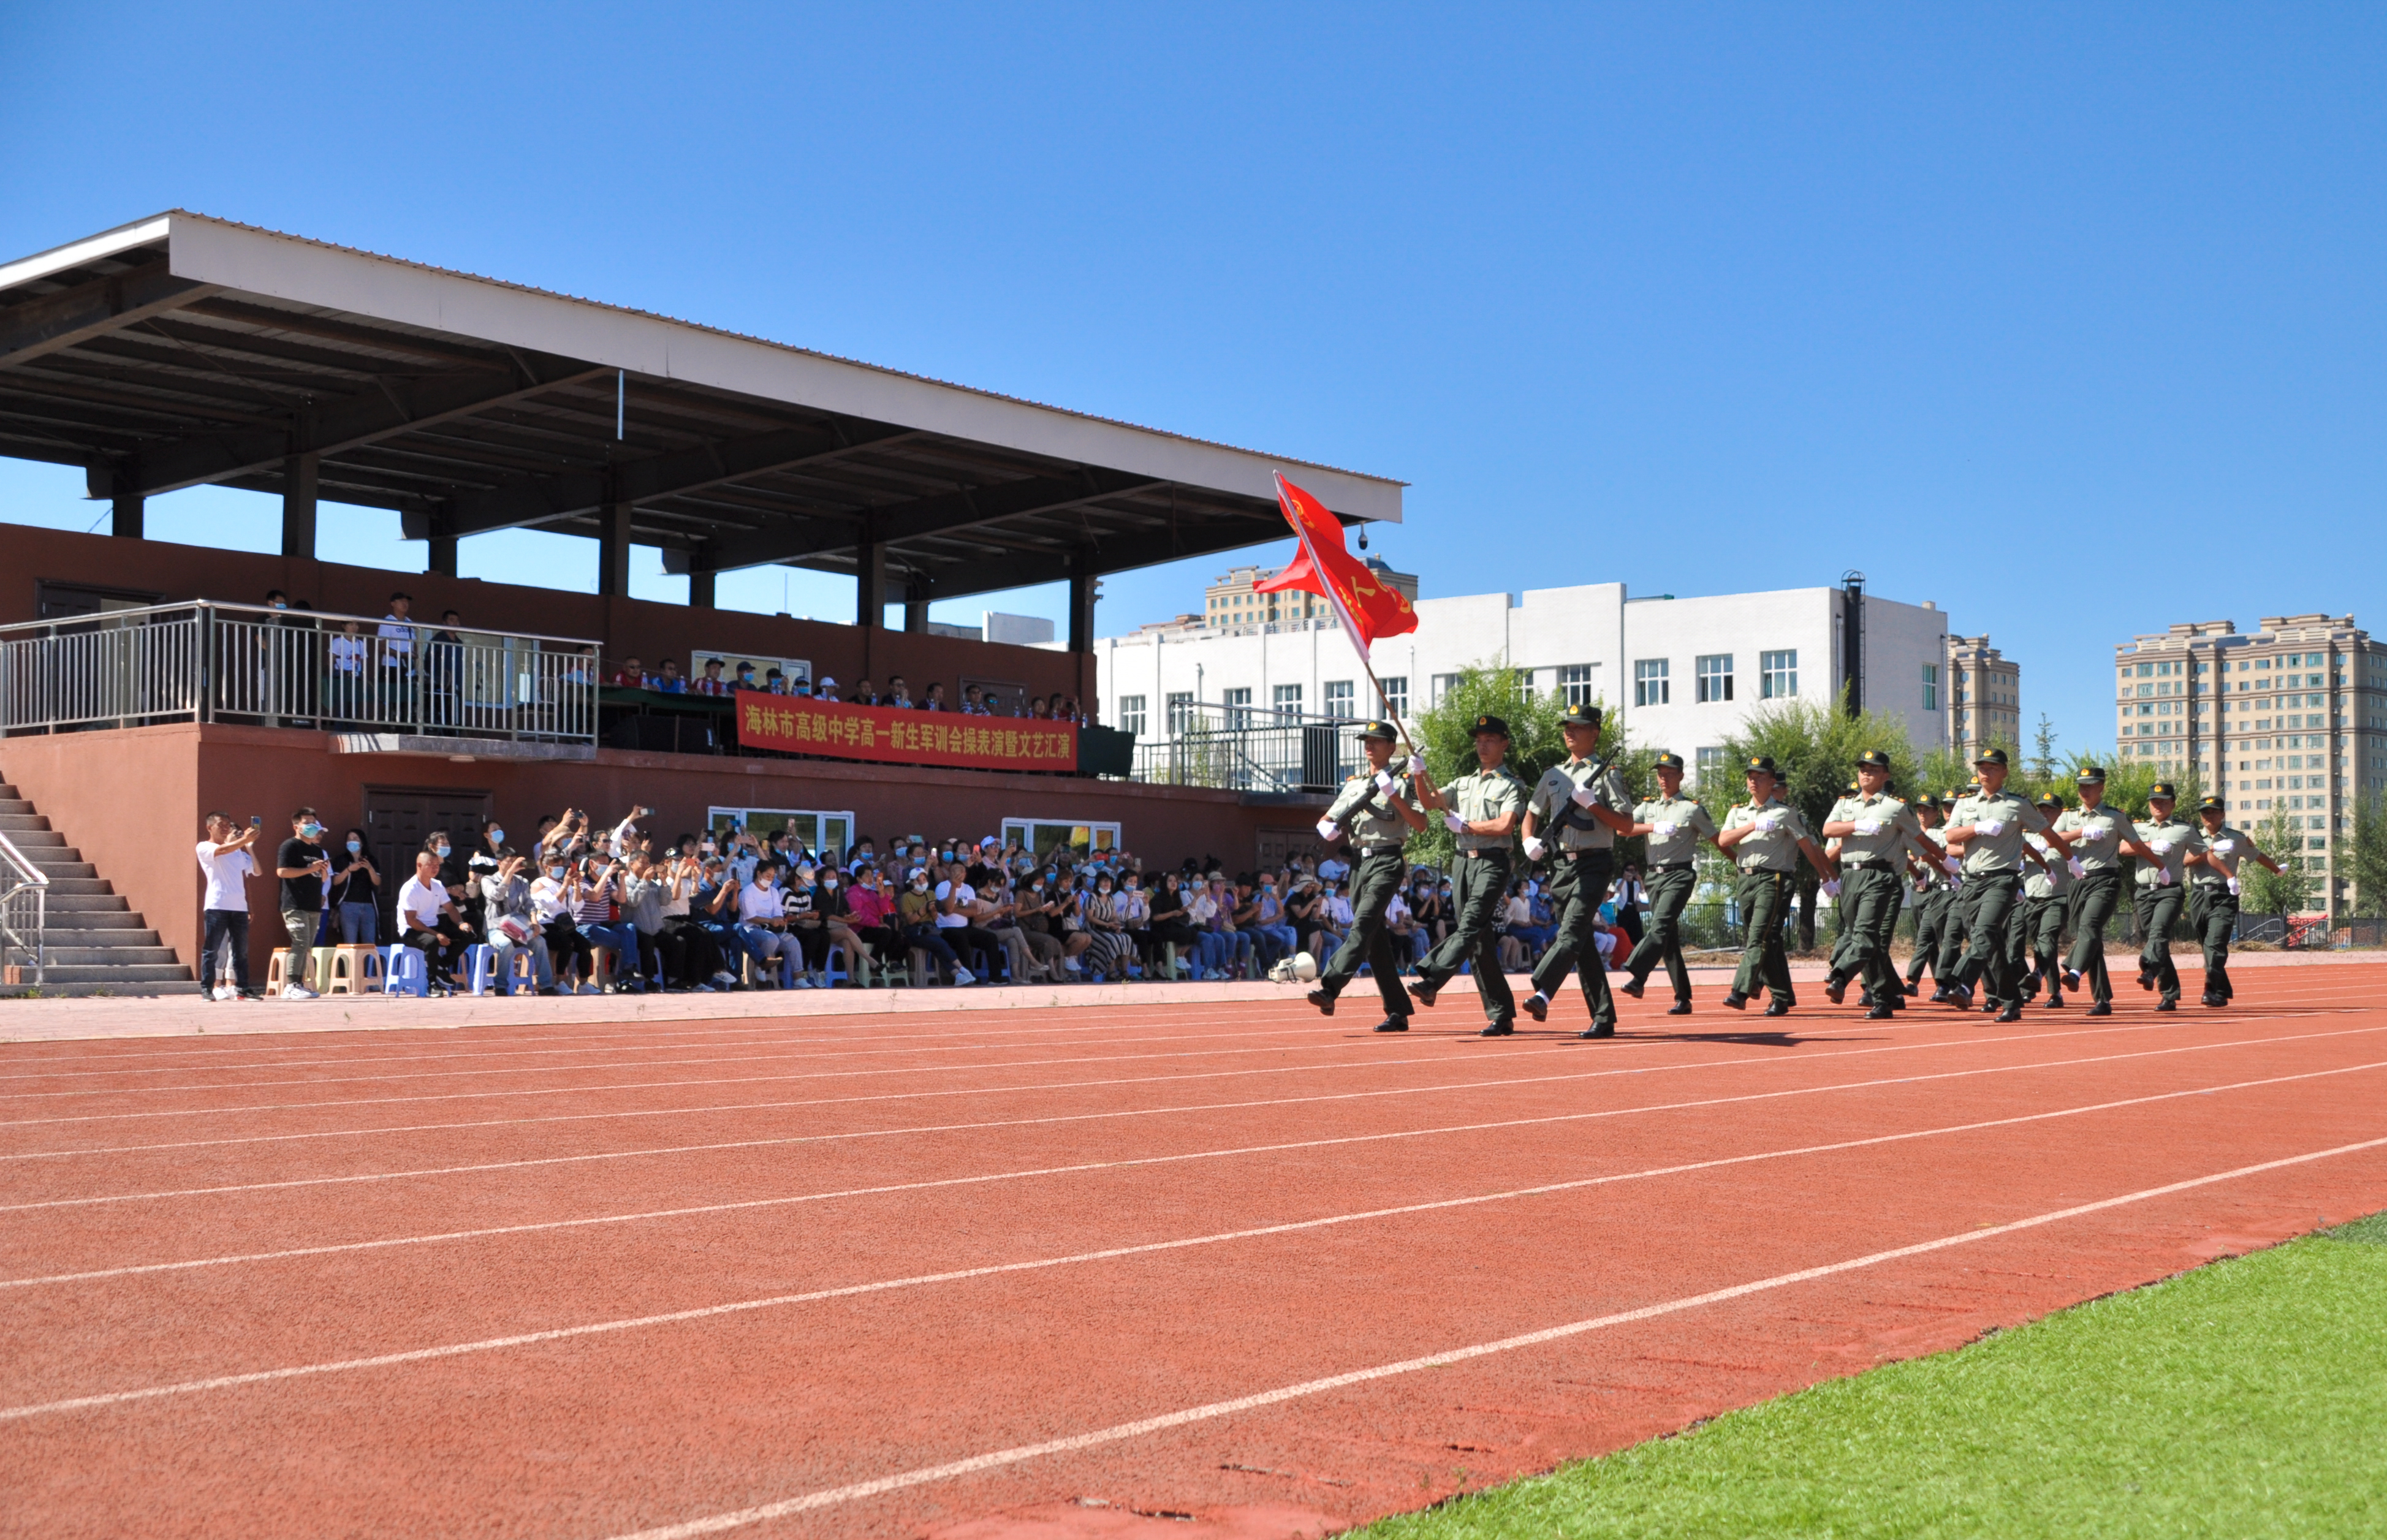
[0, 260, 220, 370]
[688, 468, 1166, 576]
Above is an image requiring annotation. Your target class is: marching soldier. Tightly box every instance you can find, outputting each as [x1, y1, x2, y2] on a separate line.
[1620, 751, 1720, 1015]
[2019, 792, 2078, 1007]
[2052, 766, 2160, 1017]
[1943, 749, 2072, 1023]
[1715, 755, 1834, 1016]
[2185, 794, 2282, 1008]
[2132, 783, 2198, 1012]
[1517, 703, 1637, 1036]
[1411, 714, 1530, 1035]
[1821, 751, 1922, 1020]
[1305, 720, 1429, 1031]
[1903, 795, 1960, 998]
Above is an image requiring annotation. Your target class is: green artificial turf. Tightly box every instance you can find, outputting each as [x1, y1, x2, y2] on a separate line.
[1359, 1216, 2387, 1539]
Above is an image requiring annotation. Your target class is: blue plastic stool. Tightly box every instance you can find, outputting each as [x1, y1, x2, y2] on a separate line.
[383, 945, 429, 997]
[465, 944, 496, 996]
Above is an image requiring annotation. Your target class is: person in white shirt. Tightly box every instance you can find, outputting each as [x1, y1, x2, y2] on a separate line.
[396, 849, 472, 995]
[737, 864, 803, 985]
[195, 812, 262, 1000]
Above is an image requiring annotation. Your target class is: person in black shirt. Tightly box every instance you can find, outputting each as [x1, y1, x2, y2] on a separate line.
[328, 828, 382, 944]
[273, 808, 331, 997]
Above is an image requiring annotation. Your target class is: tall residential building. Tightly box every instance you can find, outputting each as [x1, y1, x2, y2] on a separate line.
[1944, 635, 2021, 757]
[2114, 613, 2387, 913]
[1201, 557, 1418, 630]
[1097, 575, 1956, 774]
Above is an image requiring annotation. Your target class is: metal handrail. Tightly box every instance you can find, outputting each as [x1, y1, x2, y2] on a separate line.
[0, 826, 47, 990]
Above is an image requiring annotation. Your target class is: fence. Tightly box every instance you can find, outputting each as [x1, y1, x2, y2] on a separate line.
[0, 602, 598, 746]
[0, 827, 47, 988]
[1126, 705, 1367, 792]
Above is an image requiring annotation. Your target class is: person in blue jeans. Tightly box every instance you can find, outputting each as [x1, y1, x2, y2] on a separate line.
[328, 828, 381, 944]
[1251, 874, 1299, 965]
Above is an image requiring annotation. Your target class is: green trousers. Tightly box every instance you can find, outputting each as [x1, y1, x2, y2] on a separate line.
[2189, 883, 2238, 1001]
[2024, 892, 2070, 999]
[1623, 865, 1698, 1003]
[1954, 873, 2027, 1007]
[1731, 868, 1794, 1003]
[1417, 849, 1517, 1027]
[2138, 883, 2185, 1004]
[1827, 865, 1903, 1003]
[1530, 848, 1615, 1026]
[1905, 885, 1955, 985]
[1316, 847, 1414, 1020]
[2065, 869, 2122, 1007]
[1936, 883, 1971, 981]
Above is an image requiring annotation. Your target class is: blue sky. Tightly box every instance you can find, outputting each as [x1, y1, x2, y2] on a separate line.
[5, 4, 2382, 753]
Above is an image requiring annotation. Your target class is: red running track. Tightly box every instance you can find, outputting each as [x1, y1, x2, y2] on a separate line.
[4, 965, 2386, 1539]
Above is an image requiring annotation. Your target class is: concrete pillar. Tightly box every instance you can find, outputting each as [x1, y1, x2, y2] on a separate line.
[856, 540, 887, 629]
[111, 491, 143, 539]
[599, 498, 632, 598]
[427, 531, 459, 578]
[281, 450, 319, 559]
[688, 569, 716, 609]
[1068, 556, 1098, 654]
[904, 599, 929, 634]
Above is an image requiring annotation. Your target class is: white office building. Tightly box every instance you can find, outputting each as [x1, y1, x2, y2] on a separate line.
[1097, 576, 1957, 777]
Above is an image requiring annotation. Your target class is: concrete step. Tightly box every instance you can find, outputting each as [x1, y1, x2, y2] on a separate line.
[7, 831, 69, 849]
[0, 812, 54, 832]
[40, 892, 132, 913]
[0, 800, 31, 815]
[26, 860, 97, 881]
[0, 981, 207, 998]
[42, 926, 163, 946]
[32, 963, 197, 985]
[0, 786, 18, 799]
[37, 946, 182, 966]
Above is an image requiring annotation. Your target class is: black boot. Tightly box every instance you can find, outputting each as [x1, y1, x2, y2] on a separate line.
[1307, 988, 1336, 1017]
[1373, 1017, 1409, 1033]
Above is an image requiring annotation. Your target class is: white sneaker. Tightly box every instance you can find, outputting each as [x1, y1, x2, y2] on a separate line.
[281, 984, 317, 1000]
[792, 975, 814, 989]
[952, 966, 977, 986]
[578, 982, 601, 996]
[210, 985, 232, 1002]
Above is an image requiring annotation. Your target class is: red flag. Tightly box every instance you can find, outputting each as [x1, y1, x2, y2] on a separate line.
[1252, 474, 1417, 650]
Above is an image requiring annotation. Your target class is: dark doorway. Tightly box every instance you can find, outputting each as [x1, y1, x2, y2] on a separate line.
[36, 580, 165, 620]
[363, 785, 491, 936]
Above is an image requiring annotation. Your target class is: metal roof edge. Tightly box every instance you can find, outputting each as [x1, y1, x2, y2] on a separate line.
[0, 212, 175, 294]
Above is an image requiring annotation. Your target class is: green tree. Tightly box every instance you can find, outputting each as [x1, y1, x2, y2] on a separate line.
[2244, 801, 2317, 921]
[2336, 788, 2387, 917]
[2030, 713, 2059, 781]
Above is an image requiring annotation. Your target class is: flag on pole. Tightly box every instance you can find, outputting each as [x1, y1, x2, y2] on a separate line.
[1252, 474, 1417, 650]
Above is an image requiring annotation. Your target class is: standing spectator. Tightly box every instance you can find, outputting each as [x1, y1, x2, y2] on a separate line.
[396, 849, 472, 995]
[327, 827, 381, 944]
[1116, 871, 1155, 974]
[271, 808, 331, 998]
[328, 620, 368, 719]
[427, 610, 465, 726]
[195, 813, 263, 1001]
[378, 592, 417, 715]
[465, 820, 510, 937]
[1612, 863, 1648, 949]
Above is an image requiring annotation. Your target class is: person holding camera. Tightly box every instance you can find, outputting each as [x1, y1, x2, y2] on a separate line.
[196, 812, 265, 1001]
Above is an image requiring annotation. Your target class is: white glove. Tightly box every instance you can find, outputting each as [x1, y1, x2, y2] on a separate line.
[1373, 770, 1395, 793]
[1755, 811, 1785, 832]
[1853, 819, 1881, 836]
[1408, 753, 1426, 778]
[2227, 877, 2241, 896]
[1443, 811, 1467, 833]
[1570, 786, 1598, 810]
[1976, 819, 2005, 837]
[1315, 817, 1341, 842]
[2066, 858, 2086, 879]
[2157, 867, 2175, 887]
[1522, 835, 1547, 862]
[1821, 879, 1842, 898]
[1942, 856, 1963, 876]
[2078, 824, 2108, 842]
[1652, 822, 1677, 840]
[2214, 840, 2236, 853]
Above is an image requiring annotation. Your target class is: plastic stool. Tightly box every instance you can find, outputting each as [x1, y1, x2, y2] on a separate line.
[382, 946, 429, 998]
[265, 947, 294, 994]
[465, 944, 497, 996]
[327, 944, 383, 995]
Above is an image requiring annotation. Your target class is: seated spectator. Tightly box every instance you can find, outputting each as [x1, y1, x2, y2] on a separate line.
[610, 655, 647, 689]
[328, 827, 381, 944]
[761, 667, 785, 695]
[936, 861, 1009, 982]
[659, 847, 734, 990]
[922, 682, 947, 711]
[1011, 874, 1068, 981]
[736, 862, 805, 987]
[841, 865, 900, 969]
[1318, 880, 1356, 955]
[1283, 875, 1325, 961]
[480, 853, 556, 995]
[962, 684, 987, 715]
[896, 867, 973, 984]
[1080, 872, 1134, 980]
[850, 678, 880, 707]
[531, 852, 596, 993]
[790, 675, 815, 697]
[886, 675, 913, 708]
[1029, 695, 1053, 720]
[694, 658, 730, 696]
[1248, 872, 1297, 967]
[574, 852, 640, 991]
[733, 661, 759, 691]
[1383, 884, 1419, 971]
[397, 849, 473, 995]
[654, 658, 687, 693]
[816, 675, 841, 702]
[1116, 871, 1156, 974]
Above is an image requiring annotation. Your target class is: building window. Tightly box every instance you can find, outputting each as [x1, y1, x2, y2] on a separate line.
[1922, 662, 1938, 711]
[1165, 692, 1194, 734]
[1324, 680, 1355, 718]
[1514, 670, 1536, 705]
[1634, 658, 1670, 707]
[1379, 676, 1409, 719]
[1695, 746, 1728, 786]
[1558, 664, 1598, 707]
[1430, 673, 1461, 707]
[1118, 695, 1147, 738]
[1223, 687, 1252, 729]
[1696, 654, 1734, 704]
[1761, 650, 1797, 699]
[1273, 683, 1303, 715]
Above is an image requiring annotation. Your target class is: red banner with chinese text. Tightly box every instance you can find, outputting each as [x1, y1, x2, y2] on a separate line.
[732, 691, 1078, 771]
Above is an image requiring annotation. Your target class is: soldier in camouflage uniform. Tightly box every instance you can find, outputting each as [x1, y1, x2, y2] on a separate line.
[1821, 749, 1922, 1020]
[1517, 703, 1638, 1037]
[2185, 794, 2282, 1009]
[1622, 751, 1720, 1015]
[1305, 719, 1428, 1031]
[1411, 714, 1531, 1035]
[1715, 755, 1835, 1017]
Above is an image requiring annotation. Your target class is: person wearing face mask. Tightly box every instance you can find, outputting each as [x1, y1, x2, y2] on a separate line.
[1251, 873, 1298, 967]
[465, 819, 511, 938]
[1011, 874, 1068, 981]
[271, 807, 333, 997]
[1080, 874, 1132, 981]
[327, 827, 381, 945]
[480, 852, 556, 995]
[735, 862, 805, 988]
[424, 830, 471, 916]
[1114, 875, 1155, 976]
[530, 854, 598, 993]
[840, 866, 900, 974]
[895, 868, 973, 985]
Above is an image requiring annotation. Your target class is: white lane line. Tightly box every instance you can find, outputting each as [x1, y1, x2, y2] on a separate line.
[0, 1009, 2343, 1168]
[9, 1040, 2381, 1289]
[7, 1062, 2380, 1421]
[599, 1131, 2387, 1540]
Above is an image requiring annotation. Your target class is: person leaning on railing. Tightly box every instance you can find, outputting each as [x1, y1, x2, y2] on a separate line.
[272, 807, 333, 999]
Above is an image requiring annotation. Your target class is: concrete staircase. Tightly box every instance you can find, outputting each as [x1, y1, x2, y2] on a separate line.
[0, 781, 203, 997]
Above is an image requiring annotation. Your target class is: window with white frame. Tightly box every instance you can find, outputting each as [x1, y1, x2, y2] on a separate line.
[1921, 662, 1938, 711]
[1430, 673, 1462, 706]
[1695, 746, 1728, 787]
[1761, 649, 1797, 699]
[1634, 658, 1670, 707]
[1558, 663, 1598, 707]
[1223, 686, 1252, 728]
[1117, 694, 1147, 737]
[1324, 680, 1355, 718]
[1273, 683, 1303, 715]
[1513, 669, 1536, 705]
[1696, 654, 1733, 704]
[1165, 691, 1194, 734]
[1378, 676, 1408, 719]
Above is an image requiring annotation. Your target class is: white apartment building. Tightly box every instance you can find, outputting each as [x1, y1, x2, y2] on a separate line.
[1945, 634, 2022, 757]
[1097, 576, 1956, 778]
[2114, 613, 2387, 912]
